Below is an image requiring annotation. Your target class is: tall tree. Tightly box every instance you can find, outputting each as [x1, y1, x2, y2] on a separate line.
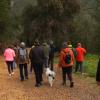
[22, 0, 80, 46]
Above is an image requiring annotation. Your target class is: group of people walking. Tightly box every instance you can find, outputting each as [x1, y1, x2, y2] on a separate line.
[59, 41, 86, 87]
[3, 40, 55, 87]
[3, 40, 100, 87]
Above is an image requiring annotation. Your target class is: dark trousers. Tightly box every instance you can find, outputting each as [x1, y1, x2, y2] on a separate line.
[62, 67, 73, 83]
[75, 61, 83, 73]
[48, 57, 54, 71]
[33, 63, 43, 85]
[19, 63, 28, 80]
[6, 61, 14, 74]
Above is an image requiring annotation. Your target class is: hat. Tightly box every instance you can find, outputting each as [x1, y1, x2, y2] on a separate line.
[20, 42, 25, 47]
[68, 45, 72, 48]
[34, 39, 39, 46]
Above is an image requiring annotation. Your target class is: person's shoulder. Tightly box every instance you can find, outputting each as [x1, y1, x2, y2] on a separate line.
[61, 48, 67, 53]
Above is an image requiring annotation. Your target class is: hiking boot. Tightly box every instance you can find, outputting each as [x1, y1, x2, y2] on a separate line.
[35, 84, 41, 87]
[25, 77, 28, 80]
[61, 82, 66, 86]
[39, 82, 43, 86]
[20, 78, 24, 81]
[70, 82, 74, 88]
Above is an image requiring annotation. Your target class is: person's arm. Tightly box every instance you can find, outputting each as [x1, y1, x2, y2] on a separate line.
[13, 50, 16, 57]
[4, 50, 6, 58]
[58, 51, 64, 68]
[83, 48, 86, 55]
[71, 51, 75, 63]
[29, 48, 32, 60]
[26, 49, 29, 63]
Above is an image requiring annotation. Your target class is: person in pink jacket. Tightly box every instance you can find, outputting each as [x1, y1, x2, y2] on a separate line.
[4, 45, 15, 76]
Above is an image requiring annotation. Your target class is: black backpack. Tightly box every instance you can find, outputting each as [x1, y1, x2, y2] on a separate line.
[64, 51, 71, 64]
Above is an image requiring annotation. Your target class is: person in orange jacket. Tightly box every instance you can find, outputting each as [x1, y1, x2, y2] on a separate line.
[59, 42, 74, 87]
[75, 43, 86, 74]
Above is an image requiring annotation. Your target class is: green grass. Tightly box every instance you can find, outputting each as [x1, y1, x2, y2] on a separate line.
[84, 54, 99, 77]
[54, 54, 99, 77]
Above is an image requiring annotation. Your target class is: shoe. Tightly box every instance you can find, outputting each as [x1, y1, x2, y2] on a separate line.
[39, 83, 43, 86]
[9, 74, 12, 77]
[11, 72, 14, 75]
[20, 78, 24, 81]
[20, 79, 24, 82]
[35, 84, 41, 87]
[70, 82, 74, 88]
[25, 77, 28, 80]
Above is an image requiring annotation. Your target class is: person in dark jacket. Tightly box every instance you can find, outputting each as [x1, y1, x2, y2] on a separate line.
[30, 40, 45, 87]
[96, 58, 100, 85]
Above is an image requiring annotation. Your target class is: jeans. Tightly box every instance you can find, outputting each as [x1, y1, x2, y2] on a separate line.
[19, 63, 28, 80]
[75, 61, 83, 73]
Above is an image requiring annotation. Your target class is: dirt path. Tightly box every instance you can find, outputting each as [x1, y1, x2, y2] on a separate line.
[0, 56, 100, 100]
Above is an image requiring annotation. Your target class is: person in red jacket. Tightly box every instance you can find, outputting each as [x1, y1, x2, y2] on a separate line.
[75, 43, 86, 74]
[59, 42, 74, 87]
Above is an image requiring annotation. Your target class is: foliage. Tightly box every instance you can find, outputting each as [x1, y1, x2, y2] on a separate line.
[73, 0, 100, 53]
[0, 0, 11, 42]
[84, 54, 99, 77]
[21, 0, 80, 46]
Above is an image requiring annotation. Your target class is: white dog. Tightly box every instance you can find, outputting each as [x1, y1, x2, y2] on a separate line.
[46, 68, 56, 87]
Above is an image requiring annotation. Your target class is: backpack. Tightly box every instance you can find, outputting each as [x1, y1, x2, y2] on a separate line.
[64, 51, 71, 64]
[19, 48, 27, 62]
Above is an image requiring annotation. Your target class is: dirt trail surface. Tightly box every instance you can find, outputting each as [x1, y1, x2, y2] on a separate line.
[0, 56, 100, 100]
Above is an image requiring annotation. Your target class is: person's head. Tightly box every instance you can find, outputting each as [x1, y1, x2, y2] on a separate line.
[62, 42, 68, 49]
[42, 42, 47, 46]
[20, 42, 25, 48]
[8, 44, 13, 49]
[34, 39, 39, 46]
[77, 42, 82, 47]
[13, 43, 18, 47]
[67, 41, 71, 45]
[49, 40, 53, 45]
